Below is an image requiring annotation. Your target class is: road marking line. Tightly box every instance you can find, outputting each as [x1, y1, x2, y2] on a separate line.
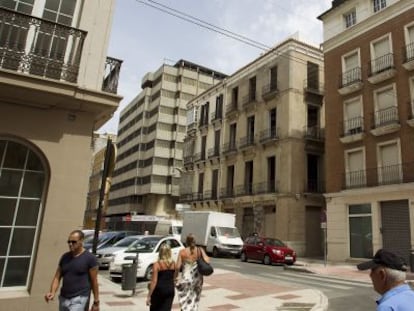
[280, 272, 371, 287]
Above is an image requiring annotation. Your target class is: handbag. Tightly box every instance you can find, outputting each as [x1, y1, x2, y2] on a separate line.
[196, 247, 214, 276]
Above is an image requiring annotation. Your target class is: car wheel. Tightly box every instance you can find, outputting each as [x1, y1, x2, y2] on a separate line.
[212, 247, 219, 258]
[263, 254, 271, 265]
[240, 252, 247, 262]
[144, 265, 153, 281]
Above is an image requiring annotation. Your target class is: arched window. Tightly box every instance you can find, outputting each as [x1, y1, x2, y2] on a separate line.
[0, 138, 47, 288]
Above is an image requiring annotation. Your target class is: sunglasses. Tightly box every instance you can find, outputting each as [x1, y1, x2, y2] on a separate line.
[67, 240, 79, 244]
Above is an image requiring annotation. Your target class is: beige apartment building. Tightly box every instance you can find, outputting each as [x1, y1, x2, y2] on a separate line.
[107, 60, 226, 229]
[318, 0, 414, 263]
[0, 0, 121, 309]
[181, 38, 325, 257]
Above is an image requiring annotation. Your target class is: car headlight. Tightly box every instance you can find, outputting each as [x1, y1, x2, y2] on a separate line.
[104, 254, 114, 258]
[272, 249, 283, 256]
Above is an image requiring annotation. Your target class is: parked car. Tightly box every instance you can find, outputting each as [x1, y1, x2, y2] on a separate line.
[96, 235, 142, 269]
[240, 236, 296, 265]
[109, 235, 184, 281]
[84, 231, 139, 251]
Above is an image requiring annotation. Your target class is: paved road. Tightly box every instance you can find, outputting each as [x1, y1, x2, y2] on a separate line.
[211, 257, 379, 311]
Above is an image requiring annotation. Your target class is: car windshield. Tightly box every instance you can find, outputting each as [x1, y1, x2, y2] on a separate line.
[216, 227, 240, 238]
[174, 226, 182, 234]
[126, 237, 161, 253]
[113, 236, 139, 247]
[264, 238, 286, 247]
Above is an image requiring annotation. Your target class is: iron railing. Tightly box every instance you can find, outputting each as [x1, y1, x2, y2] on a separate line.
[372, 106, 399, 128]
[208, 147, 220, 158]
[259, 128, 278, 143]
[222, 142, 237, 154]
[102, 56, 122, 94]
[0, 7, 86, 83]
[253, 181, 277, 194]
[305, 179, 325, 193]
[225, 102, 238, 115]
[403, 42, 414, 63]
[304, 126, 324, 140]
[242, 92, 257, 109]
[368, 53, 395, 76]
[341, 116, 364, 137]
[210, 111, 222, 123]
[262, 81, 278, 97]
[304, 79, 324, 94]
[343, 162, 414, 189]
[220, 187, 234, 198]
[239, 135, 255, 148]
[339, 67, 362, 88]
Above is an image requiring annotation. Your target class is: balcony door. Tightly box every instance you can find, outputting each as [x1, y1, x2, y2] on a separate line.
[371, 37, 392, 73]
[344, 97, 363, 134]
[244, 161, 253, 194]
[346, 149, 365, 188]
[378, 142, 401, 185]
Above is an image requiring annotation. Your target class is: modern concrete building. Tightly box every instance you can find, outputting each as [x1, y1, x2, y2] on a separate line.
[318, 0, 414, 263]
[181, 38, 325, 257]
[107, 60, 226, 229]
[0, 0, 122, 309]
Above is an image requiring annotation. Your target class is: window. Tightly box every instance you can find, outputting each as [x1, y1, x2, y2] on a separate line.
[231, 87, 238, 106]
[247, 115, 255, 143]
[345, 148, 365, 188]
[341, 50, 361, 86]
[404, 23, 414, 61]
[269, 108, 277, 137]
[374, 85, 397, 126]
[1, 0, 34, 14]
[344, 10, 356, 28]
[343, 96, 363, 135]
[267, 156, 276, 192]
[0, 139, 47, 288]
[229, 123, 237, 148]
[349, 204, 373, 258]
[307, 62, 319, 91]
[270, 66, 278, 90]
[373, 0, 386, 13]
[249, 76, 256, 101]
[43, 0, 77, 26]
[377, 141, 401, 185]
[226, 165, 234, 196]
[370, 35, 392, 74]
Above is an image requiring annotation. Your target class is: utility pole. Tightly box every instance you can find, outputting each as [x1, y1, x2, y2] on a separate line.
[92, 137, 115, 254]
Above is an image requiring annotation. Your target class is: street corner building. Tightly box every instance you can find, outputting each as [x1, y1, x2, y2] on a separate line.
[0, 1, 122, 310]
[318, 0, 414, 263]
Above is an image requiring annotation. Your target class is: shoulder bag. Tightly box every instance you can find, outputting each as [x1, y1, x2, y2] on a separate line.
[196, 247, 214, 276]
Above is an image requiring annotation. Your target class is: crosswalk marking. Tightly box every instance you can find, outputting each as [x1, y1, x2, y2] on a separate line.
[280, 271, 371, 287]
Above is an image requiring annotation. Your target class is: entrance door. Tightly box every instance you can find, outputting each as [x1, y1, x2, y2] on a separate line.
[381, 200, 411, 264]
[305, 206, 323, 257]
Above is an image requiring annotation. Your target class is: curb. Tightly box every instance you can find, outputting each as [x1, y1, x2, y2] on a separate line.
[283, 264, 315, 274]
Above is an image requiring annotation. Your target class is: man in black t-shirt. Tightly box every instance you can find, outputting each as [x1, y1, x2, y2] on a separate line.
[45, 230, 100, 311]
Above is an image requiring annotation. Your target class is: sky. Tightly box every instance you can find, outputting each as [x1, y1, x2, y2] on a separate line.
[99, 0, 332, 134]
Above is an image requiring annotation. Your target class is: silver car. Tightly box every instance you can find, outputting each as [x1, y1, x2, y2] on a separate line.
[96, 235, 142, 268]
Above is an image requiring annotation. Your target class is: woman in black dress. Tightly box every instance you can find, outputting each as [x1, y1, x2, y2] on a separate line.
[146, 243, 176, 310]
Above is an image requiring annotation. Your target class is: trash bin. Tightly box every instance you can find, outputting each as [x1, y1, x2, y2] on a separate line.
[121, 255, 138, 291]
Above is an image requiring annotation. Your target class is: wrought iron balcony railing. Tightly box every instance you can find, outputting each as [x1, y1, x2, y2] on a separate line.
[242, 92, 257, 109]
[341, 116, 364, 137]
[225, 102, 238, 115]
[208, 147, 220, 158]
[304, 79, 324, 94]
[339, 67, 362, 88]
[220, 187, 234, 198]
[305, 179, 325, 193]
[0, 7, 86, 83]
[102, 56, 122, 94]
[239, 135, 255, 149]
[343, 162, 414, 189]
[372, 106, 399, 128]
[203, 190, 218, 200]
[304, 126, 324, 140]
[262, 82, 278, 97]
[236, 183, 254, 196]
[259, 128, 278, 143]
[210, 111, 222, 123]
[179, 193, 193, 203]
[183, 155, 193, 165]
[403, 42, 414, 63]
[253, 181, 277, 194]
[192, 192, 203, 201]
[222, 142, 237, 154]
[368, 53, 395, 76]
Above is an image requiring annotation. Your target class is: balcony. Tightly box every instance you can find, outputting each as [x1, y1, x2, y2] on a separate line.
[259, 128, 278, 145]
[305, 179, 325, 193]
[262, 82, 278, 101]
[368, 53, 396, 84]
[183, 155, 193, 165]
[241, 92, 257, 111]
[194, 152, 206, 163]
[102, 57, 122, 94]
[0, 7, 86, 83]
[225, 102, 239, 119]
[208, 146, 220, 159]
[370, 106, 400, 136]
[236, 183, 254, 196]
[338, 67, 363, 95]
[210, 111, 222, 125]
[402, 42, 414, 71]
[220, 187, 234, 199]
[222, 142, 237, 156]
[179, 193, 193, 203]
[254, 181, 277, 194]
[339, 116, 365, 144]
[187, 122, 197, 136]
[304, 79, 324, 105]
[343, 162, 414, 190]
[203, 190, 218, 200]
[304, 126, 324, 141]
[239, 135, 256, 150]
[198, 116, 209, 131]
[192, 192, 203, 201]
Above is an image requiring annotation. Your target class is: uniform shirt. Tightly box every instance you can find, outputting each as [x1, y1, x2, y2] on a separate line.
[59, 251, 97, 298]
[377, 284, 414, 311]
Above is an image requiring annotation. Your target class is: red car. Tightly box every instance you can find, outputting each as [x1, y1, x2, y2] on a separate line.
[240, 236, 296, 265]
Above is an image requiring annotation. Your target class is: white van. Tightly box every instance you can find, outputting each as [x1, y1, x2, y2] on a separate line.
[154, 219, 183, 240]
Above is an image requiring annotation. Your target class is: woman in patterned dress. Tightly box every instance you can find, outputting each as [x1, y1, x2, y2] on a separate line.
[175, 234, 210, 311]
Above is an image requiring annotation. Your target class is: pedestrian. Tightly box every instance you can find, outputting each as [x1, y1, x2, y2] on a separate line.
[175, 234, 210, 311]
[146, 243, 176, 310]
[45, 230, 100, 311]
[357, 248, 414, 311]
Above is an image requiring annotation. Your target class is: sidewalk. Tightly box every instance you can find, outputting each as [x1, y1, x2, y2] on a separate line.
[97, 268, 328, 311]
